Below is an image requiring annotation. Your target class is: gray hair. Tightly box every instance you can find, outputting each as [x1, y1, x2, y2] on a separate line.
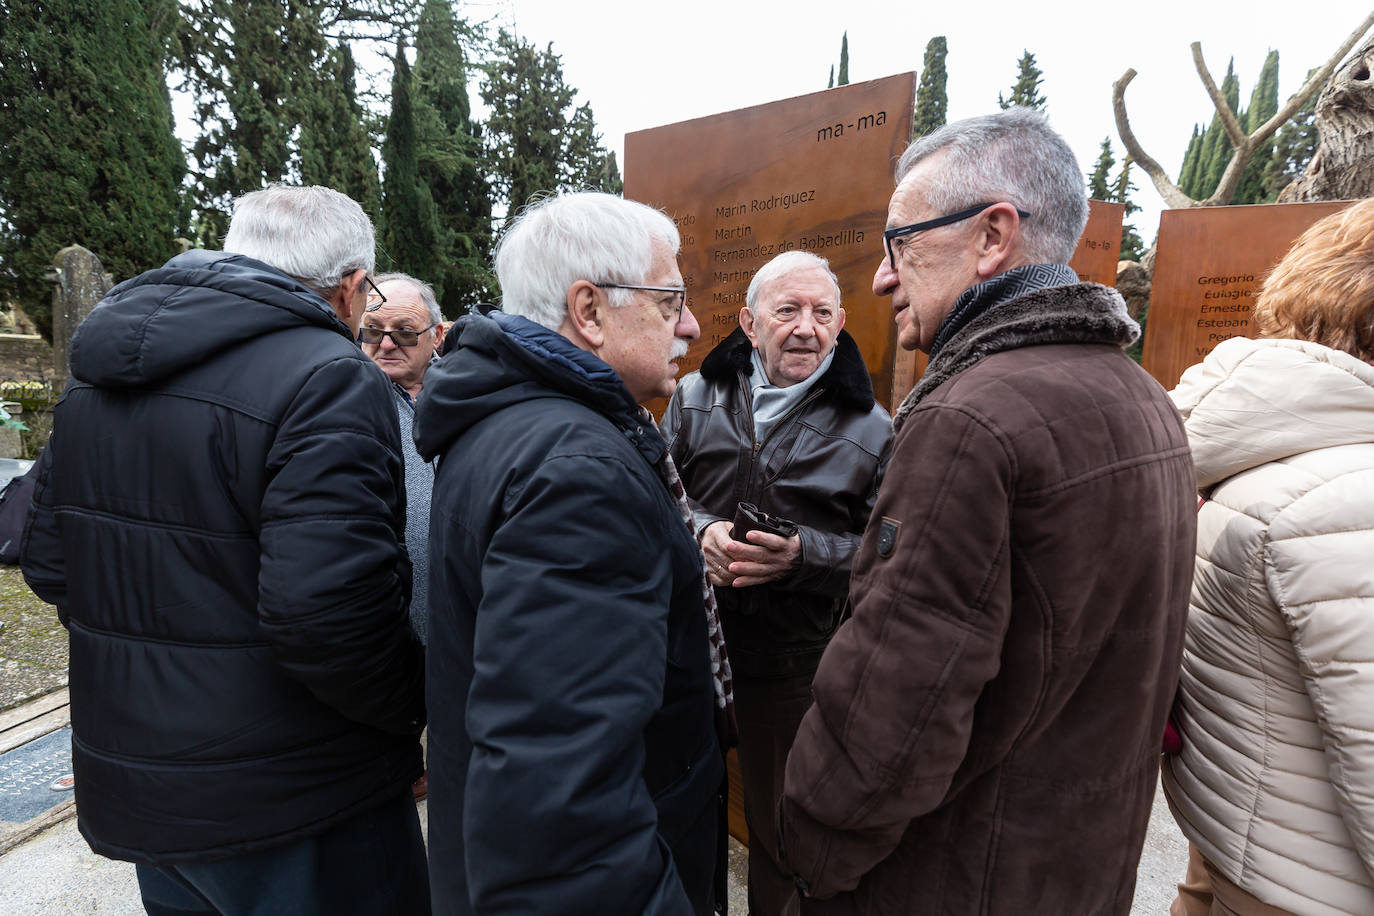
[373, 272, 442, 324]
[495, 191, 680, 330]
[223, 184, 376, 294]
[746, 251, 841, 312]
[895, 108, 1087, 264]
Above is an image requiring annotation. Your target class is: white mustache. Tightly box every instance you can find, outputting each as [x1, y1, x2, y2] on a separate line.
[670, 339, 689, 360]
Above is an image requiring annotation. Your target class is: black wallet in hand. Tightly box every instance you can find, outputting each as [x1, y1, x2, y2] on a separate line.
[731, 502, 799, 540]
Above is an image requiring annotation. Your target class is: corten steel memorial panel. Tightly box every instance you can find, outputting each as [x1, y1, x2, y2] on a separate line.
[624, 73, 917, 416]
[1143, 201, 1355, 391]
[890, 200, 1125, 406]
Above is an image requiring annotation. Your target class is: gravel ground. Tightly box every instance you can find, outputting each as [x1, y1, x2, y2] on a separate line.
[0, 566, 66, 712]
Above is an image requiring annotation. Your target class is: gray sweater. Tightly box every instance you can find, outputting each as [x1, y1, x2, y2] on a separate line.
[392, 383, 435, 645]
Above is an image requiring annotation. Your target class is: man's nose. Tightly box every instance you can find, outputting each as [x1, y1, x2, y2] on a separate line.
[873, 256, 898, 297]
[792, 311, 816, 337]
[380, 332, 400, 351]
[678, 304, 701, 342]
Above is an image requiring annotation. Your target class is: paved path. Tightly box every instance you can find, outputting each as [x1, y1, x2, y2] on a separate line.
[0, 785, 1188, 914]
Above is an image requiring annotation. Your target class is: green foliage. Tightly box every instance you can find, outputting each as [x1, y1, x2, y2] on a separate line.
[827, 65, 834, 89]
[0, 0, 187, 340]
[176, 0, 332, 246]
[1177, 126, 1203, 198]
[838, 32, 849, 86]
[1088, 138, 1115, 200]
[1264, 67, 1322, 199]
[998, 50, 1046, 111]
[1113, 158, 1145, 261]
[414, 0, 494, 313]
[1233, 50, 1279, 204]
[1179, 59, 1244, 201]
[912, 36, 948, 139]
[298, 44, 381, 219]
[380, 38, 443, 295]
[482, 30, 618, 225]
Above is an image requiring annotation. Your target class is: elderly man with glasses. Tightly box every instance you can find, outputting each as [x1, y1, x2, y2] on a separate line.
[777, 108, 1197, 915]
[413, 191, 729, 916]
[659, 250, 891, 916]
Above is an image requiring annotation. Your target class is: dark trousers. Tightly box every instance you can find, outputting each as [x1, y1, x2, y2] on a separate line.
[735, 670, 817, 916]
[135, 791, 429, 916]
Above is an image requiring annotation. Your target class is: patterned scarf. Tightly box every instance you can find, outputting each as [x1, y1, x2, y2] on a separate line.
[928, 262, 1082, 359]
[640, 406, 739, 747]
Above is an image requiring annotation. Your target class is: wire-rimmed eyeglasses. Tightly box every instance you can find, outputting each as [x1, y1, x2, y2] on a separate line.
[363, 275, 388, 311]
[358, 323, 437, 348]
[595, 283, 688, 322]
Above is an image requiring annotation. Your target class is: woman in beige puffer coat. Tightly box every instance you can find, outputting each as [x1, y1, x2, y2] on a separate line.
[1164, 200, 1374, 916]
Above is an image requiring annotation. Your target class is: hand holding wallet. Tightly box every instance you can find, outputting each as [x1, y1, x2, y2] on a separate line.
[731, 502, 799, 541]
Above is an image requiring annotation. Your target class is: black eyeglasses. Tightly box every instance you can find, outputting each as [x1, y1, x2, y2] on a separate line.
[883, 203, 1032, 270]
[595, 283, 688, 322]
[363, 275, 387, 312]
[358, 323, 436, 347]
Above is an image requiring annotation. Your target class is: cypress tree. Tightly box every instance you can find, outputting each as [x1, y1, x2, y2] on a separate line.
[1263, 67, 1322, 198]
[912, 36, 948, 139]
[298, 44, 380, 219]
[1087, 138, 1114, 200]
[1194, 59, 1240, 199]
[0, 0, 186, 340]
[414, 0, 493, 313]
[828, 65, 834, 89]
[1177, 126, 1203, 198]
[1233, 50, 1280, 204]
[176, 0, 330, 246]
[838, 32, 849, 86]
[1113, 158, 1145, 261]
[998, 50, 1046, 111]
[482, 32, 576, 222]
[380, 38, 443, 291]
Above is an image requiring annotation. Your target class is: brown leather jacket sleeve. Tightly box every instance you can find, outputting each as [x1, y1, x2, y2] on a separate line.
[779, 403, 1015, 899]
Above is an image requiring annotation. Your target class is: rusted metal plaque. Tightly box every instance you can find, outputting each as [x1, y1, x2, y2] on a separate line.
[625, 73, 917, 413]
[890, 200, 1125, 405]
[1143, 201, 1354, 391]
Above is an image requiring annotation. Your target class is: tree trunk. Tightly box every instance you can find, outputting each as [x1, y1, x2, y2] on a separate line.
[1280, 43, 1374, 201]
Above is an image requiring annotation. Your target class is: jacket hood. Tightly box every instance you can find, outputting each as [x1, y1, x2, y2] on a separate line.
[413, 310, 648, 463]
[699, 327, 876, 411]
[1171, 336, 1374, 488]
[70, 250, 351, 387]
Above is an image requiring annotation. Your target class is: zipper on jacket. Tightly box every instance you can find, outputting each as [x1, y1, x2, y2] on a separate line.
[737, 373, 826, 507]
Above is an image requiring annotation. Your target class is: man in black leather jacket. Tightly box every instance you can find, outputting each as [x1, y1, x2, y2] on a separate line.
[660, 251, 891, 916]
[23, 186, 427, 914]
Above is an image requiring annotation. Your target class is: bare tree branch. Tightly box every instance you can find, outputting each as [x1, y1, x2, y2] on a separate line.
[1190, 43, 1248, 148]
[1114, 12, 1374, 208]
[1112, 69, 1195, 209]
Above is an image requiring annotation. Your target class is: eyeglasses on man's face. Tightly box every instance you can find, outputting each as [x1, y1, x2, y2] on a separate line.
[595, 283, 688, 323]
[363, 275, 388, 311]
[358, 323, 436, 348]
[883, 202, 1032, 270]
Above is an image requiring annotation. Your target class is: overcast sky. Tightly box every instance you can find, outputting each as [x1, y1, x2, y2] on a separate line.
[487, 0, 1372, 244]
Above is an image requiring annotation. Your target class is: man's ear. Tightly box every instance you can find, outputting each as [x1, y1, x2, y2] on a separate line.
[974, 204, 1022, 279]
[331, 268, 368, 326]
[431, 323, 446, 355]
[561, 280, 605, 350]
[739, 306, 758, 348]
[833, 306, 846, 336]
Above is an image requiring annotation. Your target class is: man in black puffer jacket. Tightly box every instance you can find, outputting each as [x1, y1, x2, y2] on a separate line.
[415, 192, 725, 915]
[22, 185, 428, 914]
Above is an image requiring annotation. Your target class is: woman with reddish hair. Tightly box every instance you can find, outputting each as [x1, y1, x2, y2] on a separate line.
[1165, 199, 1374, 916]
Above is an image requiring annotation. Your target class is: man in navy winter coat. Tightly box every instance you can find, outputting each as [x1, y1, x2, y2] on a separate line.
[415, 192, 725, 915]
[23, 185, 428, 914]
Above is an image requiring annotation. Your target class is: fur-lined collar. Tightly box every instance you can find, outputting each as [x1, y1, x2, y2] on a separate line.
[700, 327, 875, 412]
[893, 283, 1139, 431]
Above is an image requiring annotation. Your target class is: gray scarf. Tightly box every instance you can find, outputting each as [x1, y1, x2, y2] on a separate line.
[894, 279, 1140, 431]
[749, 347, 835, 444]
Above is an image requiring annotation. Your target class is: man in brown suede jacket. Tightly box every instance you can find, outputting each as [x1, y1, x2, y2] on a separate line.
[778, 108, 1197, 914]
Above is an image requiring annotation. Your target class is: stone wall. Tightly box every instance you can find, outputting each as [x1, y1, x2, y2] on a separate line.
[0, 335, 54, 384]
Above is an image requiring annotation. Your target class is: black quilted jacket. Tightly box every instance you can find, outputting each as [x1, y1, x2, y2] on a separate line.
[22, 250, 424, 864]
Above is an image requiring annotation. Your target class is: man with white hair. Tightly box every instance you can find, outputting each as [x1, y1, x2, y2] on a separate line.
[779, 109, 1196, 914]
[23, 184, 428, 913]
[414, 191, 728, 916]
[660, 250, 891, 916]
